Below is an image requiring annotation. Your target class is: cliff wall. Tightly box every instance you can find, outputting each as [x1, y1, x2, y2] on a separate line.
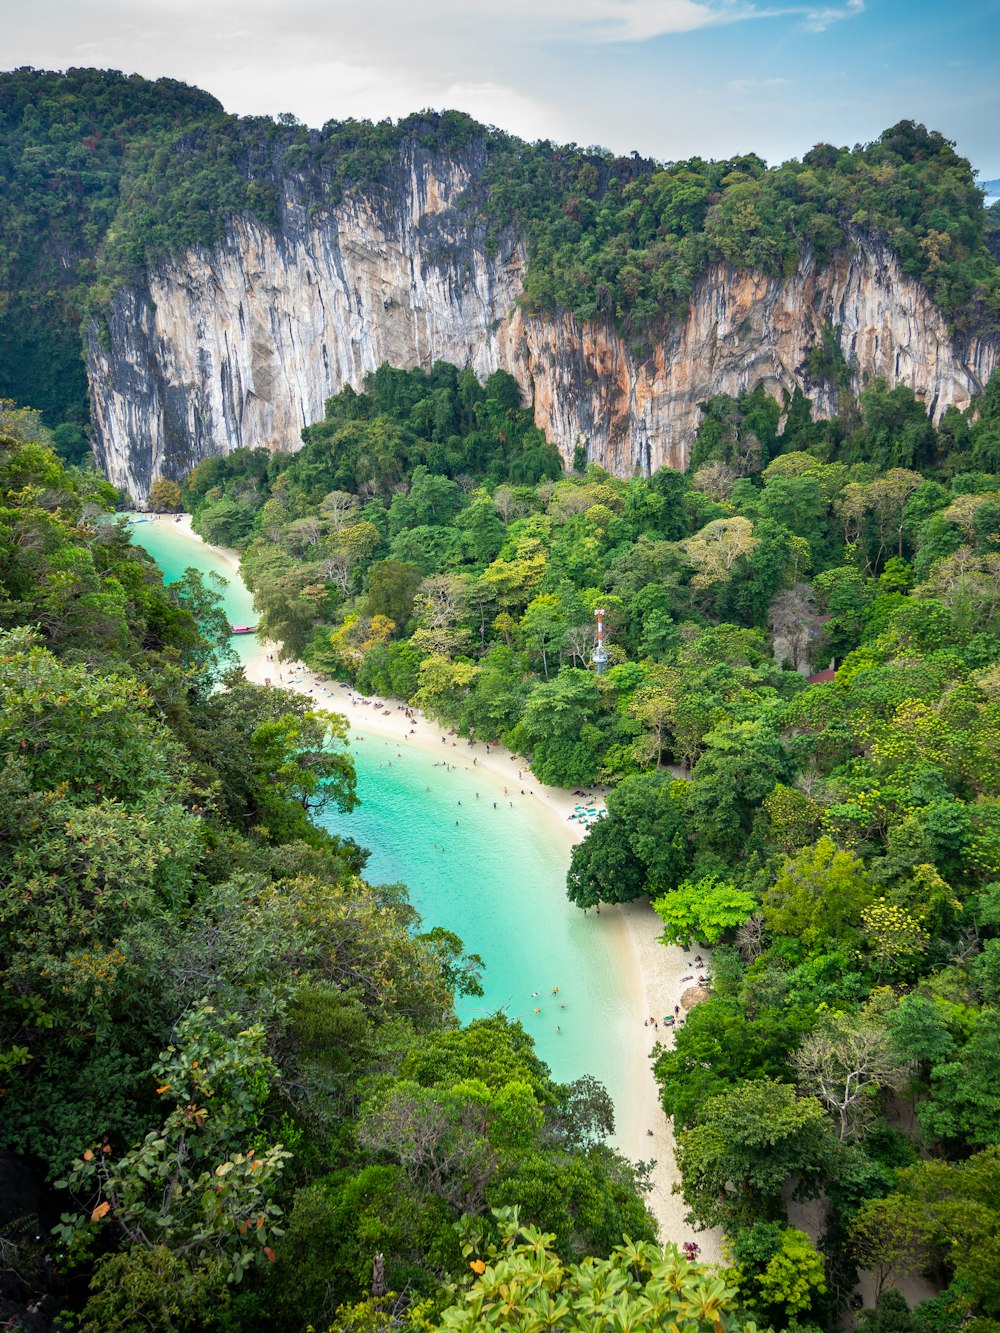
[87, 149, 999, 498]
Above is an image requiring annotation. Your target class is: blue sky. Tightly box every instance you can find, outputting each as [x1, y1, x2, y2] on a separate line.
[9, 0, 1000, 176]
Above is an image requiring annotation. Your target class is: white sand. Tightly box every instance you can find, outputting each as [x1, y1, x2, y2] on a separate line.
[143, 515, 720, 1254]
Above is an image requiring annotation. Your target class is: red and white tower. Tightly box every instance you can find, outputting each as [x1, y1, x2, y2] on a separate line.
[592, 608, 609, 674]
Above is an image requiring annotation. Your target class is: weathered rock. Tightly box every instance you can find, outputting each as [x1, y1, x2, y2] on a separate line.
[87, 145, 999, 499]
[680, 985, 712, 1011]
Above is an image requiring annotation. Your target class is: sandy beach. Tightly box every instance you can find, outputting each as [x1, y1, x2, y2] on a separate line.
[242, 640, 723, 1260]
[141, 513, 722, 1257]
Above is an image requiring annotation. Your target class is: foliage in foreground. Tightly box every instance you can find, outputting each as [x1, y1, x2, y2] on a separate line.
[438, 1212, 756, 1332]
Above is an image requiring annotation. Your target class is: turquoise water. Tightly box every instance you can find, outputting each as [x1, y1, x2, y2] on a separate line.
[126, 517, 635, 1118]
[319, 729, 633, 1095]
[124, 516, 260, 668]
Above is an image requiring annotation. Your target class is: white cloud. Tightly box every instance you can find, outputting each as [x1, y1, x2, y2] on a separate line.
[208, 58, 569, 141]
[49, 0, 865, 49]
[800, 0, 864, 32]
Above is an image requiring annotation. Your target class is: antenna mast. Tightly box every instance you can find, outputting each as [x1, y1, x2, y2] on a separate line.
[592, 608, 609, 674]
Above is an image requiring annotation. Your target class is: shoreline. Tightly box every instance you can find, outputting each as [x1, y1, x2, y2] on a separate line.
[243, 644, 723, 1259]
[132, 513, 722, 1257]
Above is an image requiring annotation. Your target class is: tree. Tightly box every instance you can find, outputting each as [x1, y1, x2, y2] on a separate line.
[680, 516, 760, 590]
[478, 540, 546, 611]
[792, 1008, 913, 1139]
[410, 570, 474, 658]
[247, 703, 357, 839]
[357, 1081, 507, 1215]
[566, 773, 691, 908]
[55, 1005, 290, 1283]
[319, 489, 359, 529]
[515, 669, 602, 787]
[655, 999, 807, 1129]
[242, 550, 330, 658]
[860, 900, 930, 981]
[0, 626, 191, 803]
[566, 814, 647, 910]
[763, 837, 874, 948]
[676, 1080, 836, 1231]
[169, 568, 239, 690]
[517, 593, 566, 680]
[628, 665, 681, 768]
[365, 559, 423, 629]
[768, 584, 822, 673]
[730, 1222, 828, 1324]
[414, 654, 481, 722]
[913, 1010, 1000, 1149]
[148, 477, 183, 512]
[887, 1148, 1000, 1315]
[855, 1290, 917, 1333]
[865, 470, 924, 563]
[761, 784, 823, 855]
[326, 612, 397, 673]
[653, 876, 756, 948]
[849, 1197, 932, 1298]
[686, 721, 791, 858]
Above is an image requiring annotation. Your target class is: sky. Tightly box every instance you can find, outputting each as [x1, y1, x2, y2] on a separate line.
[7, 0, 1000, 178]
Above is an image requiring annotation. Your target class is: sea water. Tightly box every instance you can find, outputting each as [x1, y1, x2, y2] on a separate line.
[126, 517, 635, 1120]
[318, 729, 633, 1097]
[123, 516, 260, 669]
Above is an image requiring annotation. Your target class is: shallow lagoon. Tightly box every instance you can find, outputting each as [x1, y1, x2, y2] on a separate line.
[127, 517, 636, 1119]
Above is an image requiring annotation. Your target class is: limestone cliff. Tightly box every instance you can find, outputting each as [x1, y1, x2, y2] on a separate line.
[87, 147, 999, 499]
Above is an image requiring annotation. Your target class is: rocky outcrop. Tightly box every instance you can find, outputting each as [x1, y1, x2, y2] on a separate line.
[87, 147, 999, 499]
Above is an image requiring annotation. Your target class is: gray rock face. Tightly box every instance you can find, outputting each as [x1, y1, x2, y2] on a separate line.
[87, 146, 999, 500]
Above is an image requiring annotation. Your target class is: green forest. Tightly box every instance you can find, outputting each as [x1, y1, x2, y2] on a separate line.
[1, 65, 999, 440]
[179, 357, 1000, 1331]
